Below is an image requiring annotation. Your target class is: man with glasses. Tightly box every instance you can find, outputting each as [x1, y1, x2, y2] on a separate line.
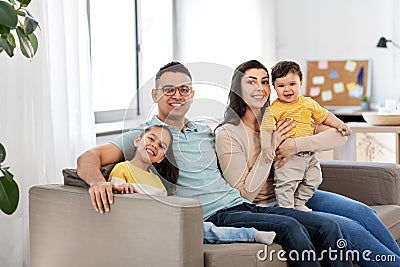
[77, 61, 351, 266]
[77, 61, 199, 213]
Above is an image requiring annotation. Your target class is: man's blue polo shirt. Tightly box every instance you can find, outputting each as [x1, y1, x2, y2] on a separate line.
[110, 115, 248, 220]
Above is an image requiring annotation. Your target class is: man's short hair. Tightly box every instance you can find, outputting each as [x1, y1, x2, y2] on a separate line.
[155, 61, 192, 82]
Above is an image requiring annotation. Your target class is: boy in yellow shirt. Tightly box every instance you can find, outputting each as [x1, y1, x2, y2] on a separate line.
[261, 61, 351, 212]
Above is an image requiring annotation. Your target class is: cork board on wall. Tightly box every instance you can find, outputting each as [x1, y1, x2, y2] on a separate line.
[305, 60, 371, 109]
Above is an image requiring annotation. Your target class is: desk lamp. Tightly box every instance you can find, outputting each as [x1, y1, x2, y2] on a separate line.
[377, 37, 400, 49]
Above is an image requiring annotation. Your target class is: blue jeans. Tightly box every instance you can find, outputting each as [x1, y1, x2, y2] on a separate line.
[203, 221, 256, 244]
[206, 202, 352, 267]
[307, 190, 400, 267]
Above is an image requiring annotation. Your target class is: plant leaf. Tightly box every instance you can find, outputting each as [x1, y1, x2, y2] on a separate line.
[18, 32, 37, 58]
[28, 32, 37, 53]
[8, 0, 16, 5]
[16, 9, 25, 16]
[24, 15, 37, 35]
[18, 39, 29, 57]
[0, 1, 18, 28]
[1, 35, 14, 57]
[16, 26, 32, 58]
[18, 33, 37, 58]
[0, 143, 5, 163]
[0, 36, 4, 53]
[16, 0, 31, 6]
[1, 168, 14, 179]
[0, 24, 10, 35]
[7, 32, 15, 47]
[0, 169, 19, 215]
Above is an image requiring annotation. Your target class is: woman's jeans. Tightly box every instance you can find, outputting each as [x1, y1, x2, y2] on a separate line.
[307, 190, 400, 267]
[206, 202, 352, 267]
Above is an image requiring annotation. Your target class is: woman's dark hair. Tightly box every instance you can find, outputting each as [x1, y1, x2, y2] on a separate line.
[220, 60, 270, 126]
[134, 125, 179, 185]
[271, 60, 303, 85]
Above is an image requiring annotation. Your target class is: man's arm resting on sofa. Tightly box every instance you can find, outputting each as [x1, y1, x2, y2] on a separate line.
[319, 160, 400, 206]
[77, 143, 125, 213]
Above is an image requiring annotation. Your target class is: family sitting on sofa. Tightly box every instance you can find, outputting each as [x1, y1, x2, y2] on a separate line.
[76, 60, 400, 266]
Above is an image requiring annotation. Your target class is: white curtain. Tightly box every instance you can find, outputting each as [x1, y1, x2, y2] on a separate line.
[0, 0, 95, 266]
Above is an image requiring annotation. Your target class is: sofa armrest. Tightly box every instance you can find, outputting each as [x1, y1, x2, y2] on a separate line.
[319, 160, 400, 206]
[29, 185, 204, 267]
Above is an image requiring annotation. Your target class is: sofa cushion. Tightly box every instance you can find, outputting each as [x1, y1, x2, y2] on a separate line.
[62, 163, 116, 188]
[371, 205, 400, 243]
[203, 243, 287, 267]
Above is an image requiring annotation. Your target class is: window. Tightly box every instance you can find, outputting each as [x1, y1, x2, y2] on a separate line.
[89, 0, 173, 124]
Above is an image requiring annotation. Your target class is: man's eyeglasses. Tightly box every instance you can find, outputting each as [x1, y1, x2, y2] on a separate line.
[156, 85, 193, 96]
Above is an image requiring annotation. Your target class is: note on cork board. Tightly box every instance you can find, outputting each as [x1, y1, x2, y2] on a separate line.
[305, 59, 371, 109]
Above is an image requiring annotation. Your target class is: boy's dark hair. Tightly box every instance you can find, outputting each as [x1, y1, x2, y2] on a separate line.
[155, 61, 192, 83]
[271, 61, 303, 85]
[135, 125, 179, 185]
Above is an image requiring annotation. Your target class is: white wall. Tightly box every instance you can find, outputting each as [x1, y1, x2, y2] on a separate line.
[274, 0, 400, 107]
[175, 0, 276, 67]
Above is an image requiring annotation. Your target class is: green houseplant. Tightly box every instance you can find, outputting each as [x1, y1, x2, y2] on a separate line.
[0, 0, 39, 58]
[0, 143, 19, 215]
[0, 0, 39, 215]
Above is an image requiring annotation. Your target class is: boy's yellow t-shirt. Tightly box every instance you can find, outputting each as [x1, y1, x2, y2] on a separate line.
[260, 96, 329, 138]
[109, 161, 167, 196]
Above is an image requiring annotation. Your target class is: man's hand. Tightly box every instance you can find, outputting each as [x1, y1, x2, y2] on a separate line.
[88, 181, 123, 214]
[274, 138, 297, 168]
[77, 143, 125, 213]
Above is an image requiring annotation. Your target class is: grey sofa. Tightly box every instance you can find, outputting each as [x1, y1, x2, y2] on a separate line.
[29, 160, 400, 267]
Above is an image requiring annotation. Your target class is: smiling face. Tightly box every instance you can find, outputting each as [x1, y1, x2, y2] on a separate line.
[240, 68, 270, 110]
[134, 126, 172, 164]
[273, 71, 302, 104]
[152, 72, 194, 122]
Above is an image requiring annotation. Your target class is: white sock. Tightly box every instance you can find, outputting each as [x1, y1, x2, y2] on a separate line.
[295, 205, 312, 212]
[254, 231, 276, 245]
